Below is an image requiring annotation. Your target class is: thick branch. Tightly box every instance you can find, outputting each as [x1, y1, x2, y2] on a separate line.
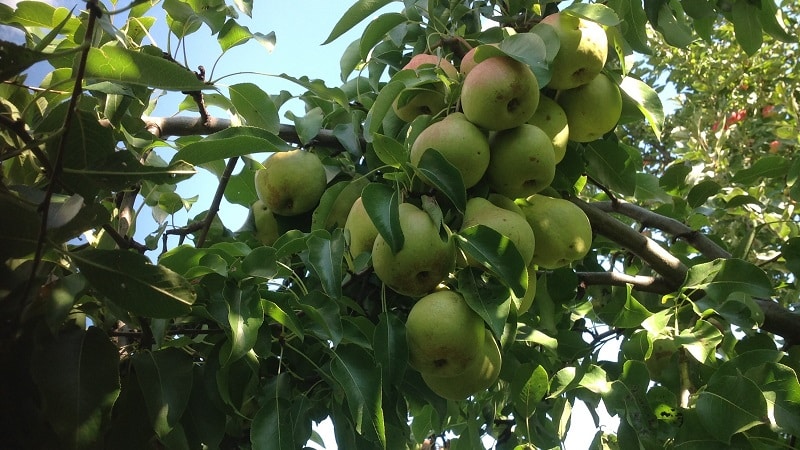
[576, 271, 674, 294]
[594, 200, 731, 260]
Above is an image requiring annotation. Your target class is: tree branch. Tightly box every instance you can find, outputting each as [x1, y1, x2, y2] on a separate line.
[576, 271, 674, 294]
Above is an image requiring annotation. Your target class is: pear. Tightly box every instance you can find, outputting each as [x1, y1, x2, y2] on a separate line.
[421, 328, 502, 400]
[487, 193, 525, 216]
[486, 124, 556, 199]
[410, 112, 491, 188]
[527, 95, 569, 163]
[461, 56, 540, 131]
[251, 200, 280, 246]
[393, 54, 458, 123]
[344, 197, 378, 259]
[540, 13, 608, 90]
[255, 150, 327, 216]
[372, 203, 456, 297]
[461, 196, 536, 266]
[557, 73, 622, 142]
[518, 194, 592, 269]
[406, 290, 485, 377]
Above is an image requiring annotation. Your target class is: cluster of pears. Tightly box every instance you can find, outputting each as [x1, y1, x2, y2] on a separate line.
[339, 11, 613, 399]
[251, 149, 328, 245]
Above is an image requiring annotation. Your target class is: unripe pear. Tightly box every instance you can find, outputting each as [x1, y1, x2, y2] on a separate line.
[393, 54, 458, 123]
[528, 95, 569, 163]
[421, 328, 502, 400]
[372, 203, 456, 297]
[461, 196, 536, 266]
[518, 194, 592, 269]
[540, 13, 608, 90]
[461, 56, 540, 131]
[406, 290, 485, 377]
[255, 150, 327, 216]
[344, 197, 378, 259]
[557, 73, 622, 142]
[411, 112, 490, 188]
[486, 124, 556, 199]
[251, 200, 280, 246]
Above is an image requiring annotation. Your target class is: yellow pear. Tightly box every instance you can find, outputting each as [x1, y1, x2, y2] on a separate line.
[406, 290, 485, 377]
[557, 73, 622, 142]
[372, 203, 456, 297]
[486, 124, 556, 199]
[518, 194, 592, 269]
[410, 112, 490, 188]
[527, 95, 569, 163]
[255, 150, 327, 216]
[540, 13, 608, 90]
[251, 200, 280, 246]
[343, 197, 378, 259]
[461, 196, 536, 266]
[421, 328, 502, 400]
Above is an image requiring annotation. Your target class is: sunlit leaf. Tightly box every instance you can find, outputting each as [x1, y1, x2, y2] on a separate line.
[361, 182, 402, 254]
[85, 45, 209, 91]
[330, 345, 386, 447]
[323, 0, 394, 45]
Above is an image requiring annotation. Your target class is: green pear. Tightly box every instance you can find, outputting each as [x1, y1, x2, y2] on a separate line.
[255, 150, 327, 216]
[461, 196, 535, 266]
[460, 56, 540, 131]
[406, 290, 485, 377]
[393, 54, 458, 123]
[344, 197, 378, 259]
[540, 13, 608, 90]
[421, 328, 502, 400]
[487, 193, 525, 216]
[251, 200, 280, 246]
[527, 95, 569, 163]
[518, 194, 592, 269]
[557, 73, 622, 142]
[372, 203, 456, 297]
[410, 112, 491, 188]
[486, 124, 556, 199]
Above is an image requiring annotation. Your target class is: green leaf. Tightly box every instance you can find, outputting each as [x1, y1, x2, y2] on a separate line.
[133, 348, 194, 439]
[595, 284, 652, 328]
[263, 299, 305, 341]
[731, 155, 790, 185]
[251, 397, 295, 450]
[298, 291, 343, 346]
[225, 156, 260, 207]
[682, 258, 773, 304]
[373, 312, 408, 386]
[222, 283, 264, 365]
[564, 2, 621, 26]
[359, 12, 407, 59]
[584, 139, 638, 196]
[229, 83, 280, 133]
[217, 19, 252, 51]
[757, 0, 794, 43]
[84, 45, 209, 91]
[71, 249, 196, 319]
[497, 33, 550, 87]
[414, 148, 467, 213]
[172, 126, 291, 165]
[515, 365, 549, 418]
[620, 76, 664, 140]
[364, 79, 407, 141]
[330, 345, 387, 447]
[457, 267, 513, 339]
[285, 107, 324, 145]
[607, 0, 651, 54]
[340, 38, 363, 82]
[687, 179, 721, 208]
[63, 152, 195, 190]
[371, 133, 408, 168]
[696, 375, 768, 443]
[323, 0, 394, 45]
[653, 2, 694, 47]
[731, 0, 763, 55]
[0, 191, 42, 260]
[783, 237, 800, 277]
[30, 327, 120, 449]
[277, 73, 349, 106]
[312, 176, 369, 231]
[361, 182, 403, 254]
[456, 225, 527, 298]
[675, 319, 723, 363]
[307, 230, 345, 299]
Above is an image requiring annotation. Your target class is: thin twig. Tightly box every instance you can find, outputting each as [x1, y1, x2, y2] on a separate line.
[196, 156, 238, 247]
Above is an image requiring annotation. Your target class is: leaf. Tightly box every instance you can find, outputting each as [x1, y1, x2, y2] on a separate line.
[277, 73, 348, 106]
[63, 152, 196, 189]
[457, 267, 513, 339]
[757, 0, 794, 43]
[364, 79, 407, 141]
[456, 225, 527, 298]
[133, 348, 195, 439]
[361, 182, 403, 254]
[359, 12, 407, 59]
[414, 148, 467, 213]
[285, 107, 324, 145]
[696, 375, 768, 443]
[373, 312, 408, 386]
[312, 176, 369, 231]
[620, 76, 664, 140]
[564, 2, 621, 26]
[323, 0, 394, 45]
[0, 191, 41, 260]
[30, 327, 120, 449]
[222, 283, 264, 365]
[731, 1, 763, 55]
[782, 238, 800, 277]
[298, 291, 343, 346]
[675, 320, 723, 363]
[84, 45, 209, 91]
[515, 365, 549, 418]
[172, 126, 291, 165]
[263, 299, 305, 341]
[607, 0, 651, 54]
[731, 155, 790, 185]
[687, 179, 721, 208]
[251, 397, 295, 450]
[71, 249, 196, 319]
[307, 230, 345, 299]
[229, 83, 280, 133]
[330, 345, 387, 447]
[595, 284, 652, 328]
[371, 133, 408, 168]
[584, 139, 638, 196]
[497, 33, 550, 87]
[682, 258, 773, 304]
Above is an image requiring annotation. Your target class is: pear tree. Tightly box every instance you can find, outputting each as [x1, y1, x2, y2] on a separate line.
[1, 0, 800, 449]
